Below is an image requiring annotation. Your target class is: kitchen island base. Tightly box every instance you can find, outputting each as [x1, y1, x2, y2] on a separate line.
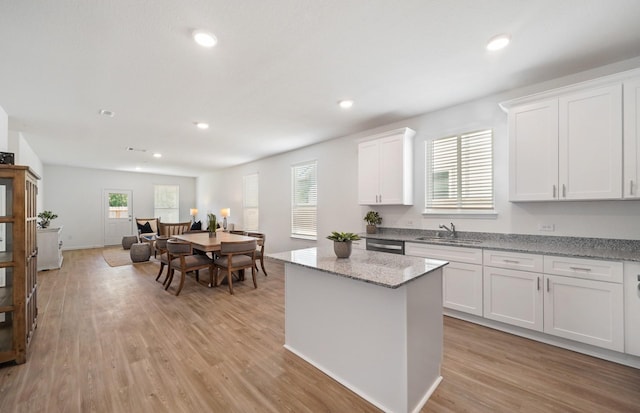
[284, 262, 443, 413]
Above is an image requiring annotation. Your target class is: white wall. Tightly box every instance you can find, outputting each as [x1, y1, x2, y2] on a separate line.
[44, 165, 196, 249]
[0, 105, 7, 151]
[8, 130, 44, 209]
[199, 57, 640, 254]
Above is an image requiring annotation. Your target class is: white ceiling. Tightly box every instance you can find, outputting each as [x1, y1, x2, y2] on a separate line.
[1, 0, 640, 177]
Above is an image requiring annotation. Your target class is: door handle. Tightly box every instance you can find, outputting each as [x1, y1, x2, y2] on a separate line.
[537, 276, 540, 291]
[546, 278, 550, 292]
[562, 184, 566, 198]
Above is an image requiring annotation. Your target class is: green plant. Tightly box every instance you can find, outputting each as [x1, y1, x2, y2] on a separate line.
[363, 211, 382, 225]
[207, 213, 217, 232]
[326, 231, 360, 242]
[38, 210, 58, 229]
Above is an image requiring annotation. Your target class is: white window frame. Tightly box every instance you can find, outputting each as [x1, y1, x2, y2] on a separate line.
[243, 173, 259, 232]
[424, 129, 496, 217]
[154, 184, 180, 222]
[291, 160, 318, 240]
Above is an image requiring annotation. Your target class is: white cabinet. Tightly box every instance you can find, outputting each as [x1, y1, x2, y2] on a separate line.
[37, 227, 63, 271]
[543, 256, 623, 352]
[483, 250, 544, 331]
[358, 127, 415, 205]
[507, 83, 622, 201]
[623, 262, 640, 357]
[406, 242, 483, 316]
[508, 99, 559, 201]
[623, 77, 640, 198]
[559, 85, 622, 200]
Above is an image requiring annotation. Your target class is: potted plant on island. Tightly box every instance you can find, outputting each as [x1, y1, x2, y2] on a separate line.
[37, 210, 58, 229]
[364, 210, 382, 234]
[326, 231, 360, 258]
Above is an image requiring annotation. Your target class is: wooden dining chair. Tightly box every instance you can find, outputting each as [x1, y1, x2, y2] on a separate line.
[214, 240, 257, 295]
[165, 239, 214, 296]
[154, 236, 170, 283]
[246, 232, 267, 276]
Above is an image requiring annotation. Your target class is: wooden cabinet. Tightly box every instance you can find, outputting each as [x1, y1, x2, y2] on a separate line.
[406, 242, 483, 316]
[358, 127, 415, 205]
[483, 250, 544, 331]
[543, 256, 623, 352]
[37, 226, 63, 271]
[507, 82, 623, 201]
[623, 262, 640, 357]
[623, 77, 640, 198]
[0, 166, 39, 364]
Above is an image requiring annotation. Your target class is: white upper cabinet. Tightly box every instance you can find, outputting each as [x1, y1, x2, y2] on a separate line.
[508, 84, 622, 201]
[505, 71, 632, 201]
[508, 99, 559, 201]
[358, 127, 415, 205]
[559, 85, 622, 200]
[623, 77, 640, 198]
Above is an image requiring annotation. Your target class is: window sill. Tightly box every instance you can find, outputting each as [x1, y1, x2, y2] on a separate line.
[422, 209, 498, 219]
[291, 234, 317, 241]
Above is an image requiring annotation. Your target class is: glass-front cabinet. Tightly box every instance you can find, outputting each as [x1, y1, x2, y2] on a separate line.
[0, 166, 39, 364]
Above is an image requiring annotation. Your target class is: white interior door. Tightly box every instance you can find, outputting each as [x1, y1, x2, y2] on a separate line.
[104, 189, 133, 246]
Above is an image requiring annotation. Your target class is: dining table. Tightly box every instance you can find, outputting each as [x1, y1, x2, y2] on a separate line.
[173, 231, 263, 286]
[173, 231, 261, 253]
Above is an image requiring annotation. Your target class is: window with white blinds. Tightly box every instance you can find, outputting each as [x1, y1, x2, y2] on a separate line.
[243, 173, 259, 231]
[426, 129, 493, 211]
[154, 184, 179, 222]
[291, 160, 317, 240]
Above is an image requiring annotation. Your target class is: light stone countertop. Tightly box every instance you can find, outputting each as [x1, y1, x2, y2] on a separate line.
[361, 229, 640, 262]
[267, 247, 447, 289]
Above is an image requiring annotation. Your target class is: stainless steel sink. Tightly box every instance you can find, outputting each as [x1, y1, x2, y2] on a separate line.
[415, 236, 483, 245]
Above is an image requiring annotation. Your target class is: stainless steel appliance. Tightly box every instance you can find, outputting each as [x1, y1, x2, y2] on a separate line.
[366, 238, 405, 255]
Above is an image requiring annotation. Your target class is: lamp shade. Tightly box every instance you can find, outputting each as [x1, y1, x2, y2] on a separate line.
[190, 208, 198, 216]
[220, 208, 230, 218]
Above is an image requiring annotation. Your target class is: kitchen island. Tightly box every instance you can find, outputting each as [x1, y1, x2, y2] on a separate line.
[267, 247, 448, 413]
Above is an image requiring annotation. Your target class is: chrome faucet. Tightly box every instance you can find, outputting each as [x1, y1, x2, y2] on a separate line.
[439, 222, 457, 238]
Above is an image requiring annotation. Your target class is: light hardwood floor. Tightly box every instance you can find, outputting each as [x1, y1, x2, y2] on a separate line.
[1, 248, 639, 412]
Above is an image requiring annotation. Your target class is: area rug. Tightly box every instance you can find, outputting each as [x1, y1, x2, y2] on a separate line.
[102, 246, 158, 267]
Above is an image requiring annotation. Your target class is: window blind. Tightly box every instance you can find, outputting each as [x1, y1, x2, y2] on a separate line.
[154, 184, 180, 221]
[291, 161, 317, 239]
[243, 173, 259, 231]
[426, 129, 493, 210]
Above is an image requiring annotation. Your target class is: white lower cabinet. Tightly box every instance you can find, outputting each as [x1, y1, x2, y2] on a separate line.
[622, 262, 640, 357]
[543, 274, 623, 352]
[483, 266, 544, 331]
[405, 242, 483, 316]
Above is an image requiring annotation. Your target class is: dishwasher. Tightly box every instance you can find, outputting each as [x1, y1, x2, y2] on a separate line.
[366, 238, 405, 255]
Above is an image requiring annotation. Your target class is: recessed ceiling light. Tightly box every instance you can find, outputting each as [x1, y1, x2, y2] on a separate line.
[193, 30, 217, 48]
[338, 99, 354, 109]
[99, 109, 115, 117]
[486, 34, 511, 51]
[153, 153, 162, 158]
[195, 122, 209, 130]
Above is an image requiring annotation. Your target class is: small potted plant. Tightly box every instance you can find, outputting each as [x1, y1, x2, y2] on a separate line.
[38, 210, 58, 229]
[207, 213, 217, 237]
[326, 231, 360, 258]
[363, 211, 382, 234]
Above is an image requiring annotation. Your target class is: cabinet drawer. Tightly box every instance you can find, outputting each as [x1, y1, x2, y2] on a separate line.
[483, 250, 543, 272]
[544, 256, 622, 283]
[405, 242, 482, 265]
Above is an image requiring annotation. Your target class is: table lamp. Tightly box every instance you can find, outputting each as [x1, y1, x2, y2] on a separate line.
[190, 208, 198, 223]
[220, 208, 230, 230]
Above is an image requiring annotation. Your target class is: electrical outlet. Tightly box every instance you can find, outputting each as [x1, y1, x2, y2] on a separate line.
[538, 223, 555, 232]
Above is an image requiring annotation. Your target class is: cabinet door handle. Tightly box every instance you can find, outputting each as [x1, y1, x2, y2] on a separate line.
[546, 278, 550, 292]
[631, 180, 634, 196]
[562, 184, 566, 198]
[569, 266, 592, 272]
[553, 185, 556, 198]
[504, 259, 520, 264]
[537, 276, 540, 291]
